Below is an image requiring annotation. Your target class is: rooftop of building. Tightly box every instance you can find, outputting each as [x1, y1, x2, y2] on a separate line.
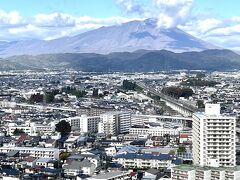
[90, 171, 129, 179]
[173, 164, 240, 172]
[193, 111, 236, 119]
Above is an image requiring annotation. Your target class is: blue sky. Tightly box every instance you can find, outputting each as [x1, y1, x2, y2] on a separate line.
[0, 0, 238, 18]
[0, 0, 240, 50]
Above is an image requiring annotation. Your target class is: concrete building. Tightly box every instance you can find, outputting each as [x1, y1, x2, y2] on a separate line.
[0, 147, 60, 159]
[192, 104, 236, 167]
[7, 121, 55, 136]
[80, 115, 100, 133]
[98, 111, 131, 135]
[129, 126, 180, 137]
[114, 153, 182, 169]
[86, 171, 130, 180]
[76, 107, 112, 116]
[172, 165, 240, 180]
[65, 115, 100, 133]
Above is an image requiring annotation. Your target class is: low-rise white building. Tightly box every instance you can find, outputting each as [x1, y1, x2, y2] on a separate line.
[129, 126, 181, 137]
[172, 165, 240, 180]
[114, 153, 181, 169]
[7, 121, 55, 136]
[0, 147, 60, 160]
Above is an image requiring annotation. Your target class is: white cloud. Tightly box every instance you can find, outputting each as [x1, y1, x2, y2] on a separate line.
[33, 12, 75, 27]
[0, 10, 139, 40]
[180, 16, 240, 50]
[117, 0, 146, 16]
[0, 10, 24, 27]
[0, 3, 240, 51]
[153, 0, 193, 28]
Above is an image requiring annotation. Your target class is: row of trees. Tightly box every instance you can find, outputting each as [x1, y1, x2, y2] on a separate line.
[181, 78, 219, 87]
[62, 87, 87, 98]
[161, 86, 194, 99]
[122, 80, 138, 91]
[28, 87, 87, 104]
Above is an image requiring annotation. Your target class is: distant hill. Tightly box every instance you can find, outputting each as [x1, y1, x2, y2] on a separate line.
[0, 19, 217, 57]
[0, 49, 239, 71]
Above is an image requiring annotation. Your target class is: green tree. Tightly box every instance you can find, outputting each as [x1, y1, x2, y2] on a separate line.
[162, 86, 194, 98]
[169, 150, 176, 156]
[13, 128, 25, 136]
[73, 90, 87, 98]
[45, 89, 60, 103]
[196, 100, 205, 108]
[177, 145, 186, 153]
[29, 93, 44, 103]
[59, 152, 70, 162]
[92, 88, 99, 98]
[196, 73, 205, 79]
[55, 120, 71, 136]
[122, 80, 137, 90]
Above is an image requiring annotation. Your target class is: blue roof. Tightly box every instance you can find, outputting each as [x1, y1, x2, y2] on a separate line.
[155, 154, 172, 161]
[117, 145, 140, 155]
[0, 169, 19, 176]
[172, 158, 182, 165]
[42, 168, 62, 173]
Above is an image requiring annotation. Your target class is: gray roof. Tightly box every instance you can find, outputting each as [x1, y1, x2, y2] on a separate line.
[146, 168, 161, 175]
[117, 145, 140, 155]
[64, 159, 94, 170]
[68, 155, 84, 161]
[36, 158, 52, 163]
[91, 171, 129, 180]
[7, 150, 19, 157]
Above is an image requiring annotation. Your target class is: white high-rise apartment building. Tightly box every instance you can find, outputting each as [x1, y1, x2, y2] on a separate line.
[98, 111, 131, 135]
[192, 104, 236, 167]
[80, 115, 100, 133]
[65, 115, 100, 133]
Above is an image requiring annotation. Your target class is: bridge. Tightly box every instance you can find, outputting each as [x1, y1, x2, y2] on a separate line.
[137, 82, 197, 117]
[15, 103, 76, 112]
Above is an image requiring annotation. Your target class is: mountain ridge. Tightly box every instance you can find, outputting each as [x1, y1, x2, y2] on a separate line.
[0, 19, 218, 57]
[0, 49, 239, 71]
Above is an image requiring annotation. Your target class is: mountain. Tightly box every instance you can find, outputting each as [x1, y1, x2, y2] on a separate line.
[1, 49, 239, 71]
[0, 19, 217, 57]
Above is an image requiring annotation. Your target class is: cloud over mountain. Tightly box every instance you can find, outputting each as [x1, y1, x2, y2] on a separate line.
[0, 0, 239, 50]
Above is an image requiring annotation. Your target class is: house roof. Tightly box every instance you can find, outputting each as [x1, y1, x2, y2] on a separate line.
[22, 157, 36, 162]
[36, 158, 52, 163]
[46, 139, 55, 144]
[7, 150, 19, 157]
[63, 159, 94, 170]
[17, 134, 28, 142]
[116, 145, 140, 155]
[0, 168, 20, 176]
[180, 134, 189, 138]
[90, 171, 129, 180]
[68, 155, 84, 161]
[115, 153, 181, 162]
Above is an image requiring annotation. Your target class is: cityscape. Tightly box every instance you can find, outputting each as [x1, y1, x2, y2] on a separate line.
[0, 0, 240, 180]
[0, 70, 239, 179]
